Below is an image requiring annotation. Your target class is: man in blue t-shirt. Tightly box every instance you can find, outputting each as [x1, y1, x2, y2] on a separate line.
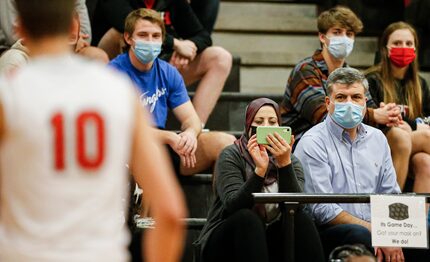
[110, 42, 189, 129]
[110, 8, 234, 175]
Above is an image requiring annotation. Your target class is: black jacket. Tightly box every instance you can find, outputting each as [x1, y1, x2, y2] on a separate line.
[194, 144, 304, 261]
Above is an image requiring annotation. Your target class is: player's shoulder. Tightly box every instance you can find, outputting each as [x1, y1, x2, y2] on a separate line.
[66, 57, 138, 101]
[0, 74, 7, 92]
[76, 57, 134, 85]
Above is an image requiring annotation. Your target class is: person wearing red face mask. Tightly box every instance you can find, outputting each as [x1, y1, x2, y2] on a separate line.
[365, 22, 430, 196]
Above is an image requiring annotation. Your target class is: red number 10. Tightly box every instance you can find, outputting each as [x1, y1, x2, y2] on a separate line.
[51, 111, 105, 170]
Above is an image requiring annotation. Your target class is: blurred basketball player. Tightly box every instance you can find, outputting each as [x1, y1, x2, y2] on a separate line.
[0, 0, 186, 261]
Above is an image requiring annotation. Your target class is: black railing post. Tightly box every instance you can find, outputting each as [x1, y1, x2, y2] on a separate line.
[283, 202, 299, 262]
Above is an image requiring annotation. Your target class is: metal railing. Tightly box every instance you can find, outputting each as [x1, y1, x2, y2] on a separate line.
[252, 193, 430, 262]
[253, 192, 430, 203]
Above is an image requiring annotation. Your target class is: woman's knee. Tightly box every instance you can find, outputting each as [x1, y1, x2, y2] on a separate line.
[414, 129, 430, 142]
[411, 152, 430, 177]
[387, 127, 412, 154]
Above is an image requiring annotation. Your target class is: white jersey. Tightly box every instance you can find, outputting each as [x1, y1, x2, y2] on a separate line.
[0, 55, 136, 261]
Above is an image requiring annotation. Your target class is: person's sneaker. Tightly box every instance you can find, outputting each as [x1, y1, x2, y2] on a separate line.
[135, 216, 155, 229]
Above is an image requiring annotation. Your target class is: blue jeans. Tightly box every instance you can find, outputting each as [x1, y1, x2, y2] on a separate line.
[318, 224, 372, 257]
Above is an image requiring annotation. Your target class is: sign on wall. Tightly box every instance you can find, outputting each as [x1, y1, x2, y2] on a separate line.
[371, 195, 428, 248]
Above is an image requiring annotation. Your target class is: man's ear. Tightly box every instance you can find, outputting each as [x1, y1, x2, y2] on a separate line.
[124, 32, 133, 47]
[325, 96, 331, 110]
[318, 32, 327, 47]
[14, 18, 26, 40]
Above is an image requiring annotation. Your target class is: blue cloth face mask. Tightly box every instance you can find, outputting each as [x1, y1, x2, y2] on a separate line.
[132, 39, 162, 64]
[326, 36, 354, 59]
[331, 101, 365, 129]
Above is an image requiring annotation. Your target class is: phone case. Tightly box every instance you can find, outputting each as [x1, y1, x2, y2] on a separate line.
[256, 126, 291, 144]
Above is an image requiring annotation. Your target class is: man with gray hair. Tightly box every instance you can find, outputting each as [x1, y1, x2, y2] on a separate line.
[295, 67, 405, 261]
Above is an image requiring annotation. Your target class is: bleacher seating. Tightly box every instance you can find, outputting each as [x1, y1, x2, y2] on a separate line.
[213, 1, 430, 95]
[179, 174, 213, 261]
[144, 1, 430, 261]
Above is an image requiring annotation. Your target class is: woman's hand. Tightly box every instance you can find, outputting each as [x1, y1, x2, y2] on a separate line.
[247, 135, 269, 177]
[374, 102, 402, 127]
[264, 133, 295, 168]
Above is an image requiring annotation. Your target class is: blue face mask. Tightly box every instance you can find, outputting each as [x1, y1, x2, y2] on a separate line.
[132, 39, 162, 64]
[326, 36, 354, 59]
[331, 101, 365, 129]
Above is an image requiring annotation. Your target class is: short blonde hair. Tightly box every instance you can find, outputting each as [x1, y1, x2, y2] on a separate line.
[124, 8, 165, 49]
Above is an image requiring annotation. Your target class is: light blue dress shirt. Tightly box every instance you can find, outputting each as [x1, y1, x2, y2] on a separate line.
[295, 116, 401, 225]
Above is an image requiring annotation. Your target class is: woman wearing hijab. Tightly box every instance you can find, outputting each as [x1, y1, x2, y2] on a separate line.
[194, 98, 324, 262]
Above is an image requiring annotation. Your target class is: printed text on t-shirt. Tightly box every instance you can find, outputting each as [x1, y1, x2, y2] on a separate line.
[141, 87, 167, 112]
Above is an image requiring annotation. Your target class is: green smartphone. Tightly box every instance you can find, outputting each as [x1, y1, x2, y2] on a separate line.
[256, 126, 292, 145]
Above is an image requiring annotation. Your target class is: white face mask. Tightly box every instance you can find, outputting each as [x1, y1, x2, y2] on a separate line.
[326, 36, 354, 59]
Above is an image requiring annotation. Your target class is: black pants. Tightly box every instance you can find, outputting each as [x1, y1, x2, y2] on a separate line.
[202, 208, 325, 262]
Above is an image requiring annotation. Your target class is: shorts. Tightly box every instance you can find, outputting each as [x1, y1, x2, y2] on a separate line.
[167, 145, 181, 176]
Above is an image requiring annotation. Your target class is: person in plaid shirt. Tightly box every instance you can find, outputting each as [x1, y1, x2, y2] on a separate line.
[280, 6, 401, 142]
